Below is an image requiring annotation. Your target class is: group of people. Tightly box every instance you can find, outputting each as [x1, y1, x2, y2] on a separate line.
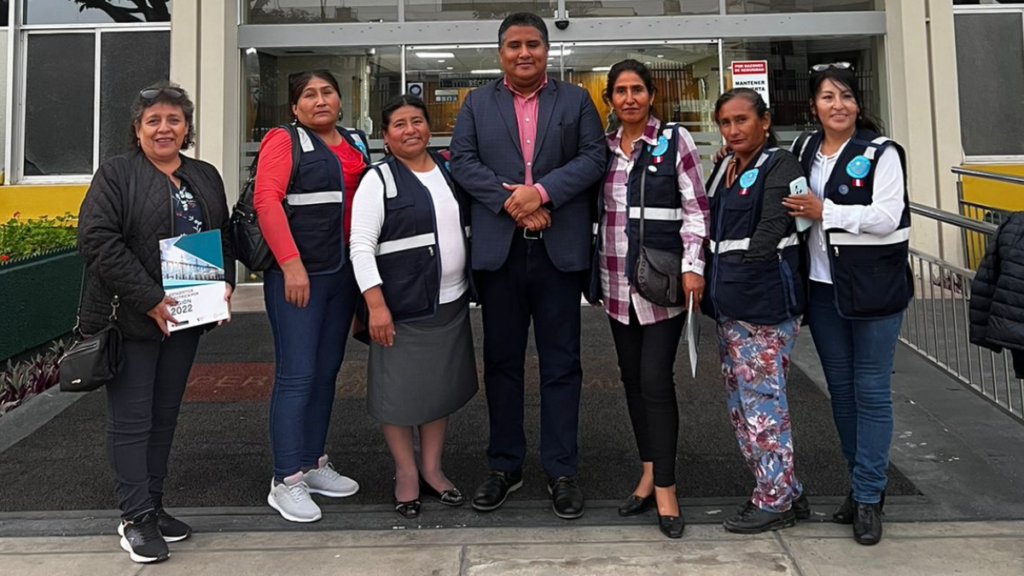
[76, 12, 911, 565]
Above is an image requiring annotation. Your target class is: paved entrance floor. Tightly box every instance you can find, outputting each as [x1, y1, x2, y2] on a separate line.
[3, 522, 1022, 575]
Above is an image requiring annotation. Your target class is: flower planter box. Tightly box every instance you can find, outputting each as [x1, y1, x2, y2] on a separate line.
[0, 247, 82, 362]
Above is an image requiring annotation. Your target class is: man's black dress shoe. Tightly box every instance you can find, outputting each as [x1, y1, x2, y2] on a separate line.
[420, 476, 467, 507]
[471, 470, 523, 512]
[723, 502, 796, 534]
[548, 476, 585, 519]
[835, 491, 883, 525]
[618, 494, 654, 517]
[738, 494, 810, 521]
[657, 512, 685, 539]
[853, 501, 883, 546]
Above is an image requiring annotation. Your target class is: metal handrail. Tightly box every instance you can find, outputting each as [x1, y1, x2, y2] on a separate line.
[910, 202, 999, 234]
[952, 166, 1024, 187]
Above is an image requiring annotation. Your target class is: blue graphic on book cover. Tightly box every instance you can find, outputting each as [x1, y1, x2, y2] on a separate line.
[160, 230, 225, 288]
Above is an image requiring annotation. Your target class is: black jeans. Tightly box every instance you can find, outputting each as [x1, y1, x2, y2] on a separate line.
[608, 306, 685, 487]
[105, 329, 201, 519]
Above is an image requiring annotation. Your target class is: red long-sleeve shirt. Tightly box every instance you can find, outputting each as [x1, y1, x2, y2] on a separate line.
[253, 127, 367, 265]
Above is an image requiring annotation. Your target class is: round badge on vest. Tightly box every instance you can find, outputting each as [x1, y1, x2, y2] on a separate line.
[838, 184, 851, 195]
[738, 168, 759, 196]
[650, 135, 669, 164]
[647, 165, 658, 173]
[846, 155, 871, 187]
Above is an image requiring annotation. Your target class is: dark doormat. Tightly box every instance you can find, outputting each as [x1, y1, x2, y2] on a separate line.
[0, 309, 917, 511]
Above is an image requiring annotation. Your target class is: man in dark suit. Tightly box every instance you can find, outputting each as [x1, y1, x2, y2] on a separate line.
[450, 12, 606, 519]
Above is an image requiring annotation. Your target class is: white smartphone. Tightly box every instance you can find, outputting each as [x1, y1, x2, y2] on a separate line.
[789, 176, 813, 233]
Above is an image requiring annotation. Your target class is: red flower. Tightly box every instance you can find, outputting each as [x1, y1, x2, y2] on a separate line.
[12, 211, 20, 218]
[0, 255, 9, 262]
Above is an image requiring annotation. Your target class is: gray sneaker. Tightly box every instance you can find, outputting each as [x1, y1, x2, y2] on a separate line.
[303, 455, 359, 498]
[267, 472, 322, 523]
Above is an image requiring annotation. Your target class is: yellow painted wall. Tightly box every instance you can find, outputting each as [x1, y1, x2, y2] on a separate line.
[0, 185, 87, 221]
[960, 164, 1024, 212]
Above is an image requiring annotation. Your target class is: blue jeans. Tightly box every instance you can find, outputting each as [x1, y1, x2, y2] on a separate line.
[807, 281, 902, 504]
[265, 265, 358, 481]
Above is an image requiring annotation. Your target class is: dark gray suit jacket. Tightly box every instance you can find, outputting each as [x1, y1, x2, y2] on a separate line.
[449, 78, 606, 272]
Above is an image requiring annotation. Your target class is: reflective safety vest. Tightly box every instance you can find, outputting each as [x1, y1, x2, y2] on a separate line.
[703, 144, 805, 325]
[365, 151, 471, 323]
[589, 123, 685, 303]
[793, 128, 913, 319]
[283, 124, 370, 275]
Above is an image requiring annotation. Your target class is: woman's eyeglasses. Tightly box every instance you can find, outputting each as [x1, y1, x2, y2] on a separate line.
[810, 62, 853, 73]
[139, 87, 184, 101]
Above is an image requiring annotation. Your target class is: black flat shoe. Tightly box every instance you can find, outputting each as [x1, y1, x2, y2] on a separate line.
[832, 492, 855, 525]
[618, 494, 654, 517]
[723, 502, 796, 534]
[853, 501, 884, 546]
[657, 512, 685, 539]
[737, 494, 810, 521]
[548, 476, 585, 520]
[472, 469, 523, 512]
[419, 476, 467, 507]
[394, 498, 421, 519]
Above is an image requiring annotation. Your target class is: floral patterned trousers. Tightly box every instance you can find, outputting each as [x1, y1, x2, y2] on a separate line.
[717, 317, 804, 513]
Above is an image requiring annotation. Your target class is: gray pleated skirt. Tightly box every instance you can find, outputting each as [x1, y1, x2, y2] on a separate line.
[367, 293, 478, 426]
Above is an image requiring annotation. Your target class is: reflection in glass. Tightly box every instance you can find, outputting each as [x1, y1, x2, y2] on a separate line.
[24, 0, 171, 24]
[245, 0, 397, 23]
[564, 1, 717, 17]
[24, 34, 95, 176]
[100, 32, 171, 164]
[405, 1, 556, 21]
[725, 0, 879, 14]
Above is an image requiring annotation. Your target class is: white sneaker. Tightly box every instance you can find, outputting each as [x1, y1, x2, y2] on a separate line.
[267, 472, 322, 523]
[303, 455, 360, 498]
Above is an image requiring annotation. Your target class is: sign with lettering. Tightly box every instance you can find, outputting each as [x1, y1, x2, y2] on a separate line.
[730, 60, 770, 108]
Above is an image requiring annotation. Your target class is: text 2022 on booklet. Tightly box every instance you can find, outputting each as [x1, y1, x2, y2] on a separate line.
[159, 230, 230, 332]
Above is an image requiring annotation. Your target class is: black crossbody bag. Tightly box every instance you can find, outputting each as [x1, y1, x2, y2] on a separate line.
[59, 278, 123, 393]
[633, 166, 685, 308]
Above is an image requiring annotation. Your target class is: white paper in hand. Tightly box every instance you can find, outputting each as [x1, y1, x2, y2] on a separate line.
[683, 292, 700, 378]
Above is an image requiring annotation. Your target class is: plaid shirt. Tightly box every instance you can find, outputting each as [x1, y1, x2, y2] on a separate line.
[599, 117, 710, 326]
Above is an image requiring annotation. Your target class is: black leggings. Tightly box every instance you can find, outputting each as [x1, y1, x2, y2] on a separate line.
[608, 307, 685, 487]
[105, 330, 200, 519]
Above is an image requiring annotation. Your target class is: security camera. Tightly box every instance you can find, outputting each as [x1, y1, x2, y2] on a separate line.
[554, 11, 570, 30]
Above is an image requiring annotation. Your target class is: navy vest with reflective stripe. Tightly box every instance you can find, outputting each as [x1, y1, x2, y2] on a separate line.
[368, 151, 469, 323]
[284, 124, 370, 275]
[623, 124, 684, 285]
[704, 145, 804, 325]
[794, 129, 913, 319]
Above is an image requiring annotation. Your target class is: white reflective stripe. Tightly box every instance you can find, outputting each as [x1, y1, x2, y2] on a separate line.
[286, 191, 344, 206]
[863, 137, 891, 160]
[777, 233, 800, 249]
[592, 223, 599, 235]
[707, 155, 731, 198]
[797, 132, 815, 162]
[296, 127, 314, 152]
[755, 148, 776, 168]
[465, 225, 472, 238]
[709, 238, 751, 253]
[662, 128, 674, 140]
[376, 233, 435, 256]
[830, 227, 910, 246]
[628, 207, 683, 221]
[709, 233, 799, 254]
[872, 136, 891, 146]
[378, 164, 398, 199]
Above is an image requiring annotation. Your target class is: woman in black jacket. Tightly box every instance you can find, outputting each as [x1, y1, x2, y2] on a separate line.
[77, 83, 234, 564]
[970, 211, 1024, 374]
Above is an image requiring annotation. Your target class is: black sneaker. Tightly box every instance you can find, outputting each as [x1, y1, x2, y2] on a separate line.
[723, 502, 796, 534]
[155, 507, 192, 542]
[118, 511, 170, 563]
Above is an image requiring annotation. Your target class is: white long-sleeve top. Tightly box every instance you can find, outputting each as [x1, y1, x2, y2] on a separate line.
[350, 164, 468, 304]
[805, 139, 906, 284]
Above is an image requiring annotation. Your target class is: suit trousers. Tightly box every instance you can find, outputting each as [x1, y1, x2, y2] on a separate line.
[105, 329, 201, 520]
[476, 232, 584, 479]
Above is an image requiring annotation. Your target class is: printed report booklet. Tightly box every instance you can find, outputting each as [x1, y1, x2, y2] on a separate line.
[159, 230, 230, 332]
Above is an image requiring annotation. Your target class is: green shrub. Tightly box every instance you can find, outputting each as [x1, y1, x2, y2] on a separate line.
[0, 212, 77, 264]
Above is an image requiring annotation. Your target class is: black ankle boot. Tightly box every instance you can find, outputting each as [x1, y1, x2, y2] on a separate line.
[853, 501, 884, 546]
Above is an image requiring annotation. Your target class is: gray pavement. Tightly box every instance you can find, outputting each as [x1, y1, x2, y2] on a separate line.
[2, 522, 1023, 575]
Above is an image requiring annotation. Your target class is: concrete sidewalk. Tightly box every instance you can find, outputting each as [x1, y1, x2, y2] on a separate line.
[2, 521, 1022, 575]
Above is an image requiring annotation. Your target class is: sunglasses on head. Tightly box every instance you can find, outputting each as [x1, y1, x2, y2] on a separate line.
[139, 87, 183, 101]
[810, 62, 853, 73]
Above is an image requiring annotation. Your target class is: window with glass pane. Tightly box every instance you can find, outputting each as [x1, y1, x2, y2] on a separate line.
[100, 31, 171, 164]
[564, 1, 718, 17]
[245, 0, 397, 23]
[24, 33, 95, 177]
[726, 0, 879, 13]
[242, 47, 402, 163]
[0, 1, 9, 26]
[405, 1, 555, 21]
[405, 45, 501, 135]
[25, 0, 170, 24]
[955, 12, 1024, 156]
[721, 36, 884, 146]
